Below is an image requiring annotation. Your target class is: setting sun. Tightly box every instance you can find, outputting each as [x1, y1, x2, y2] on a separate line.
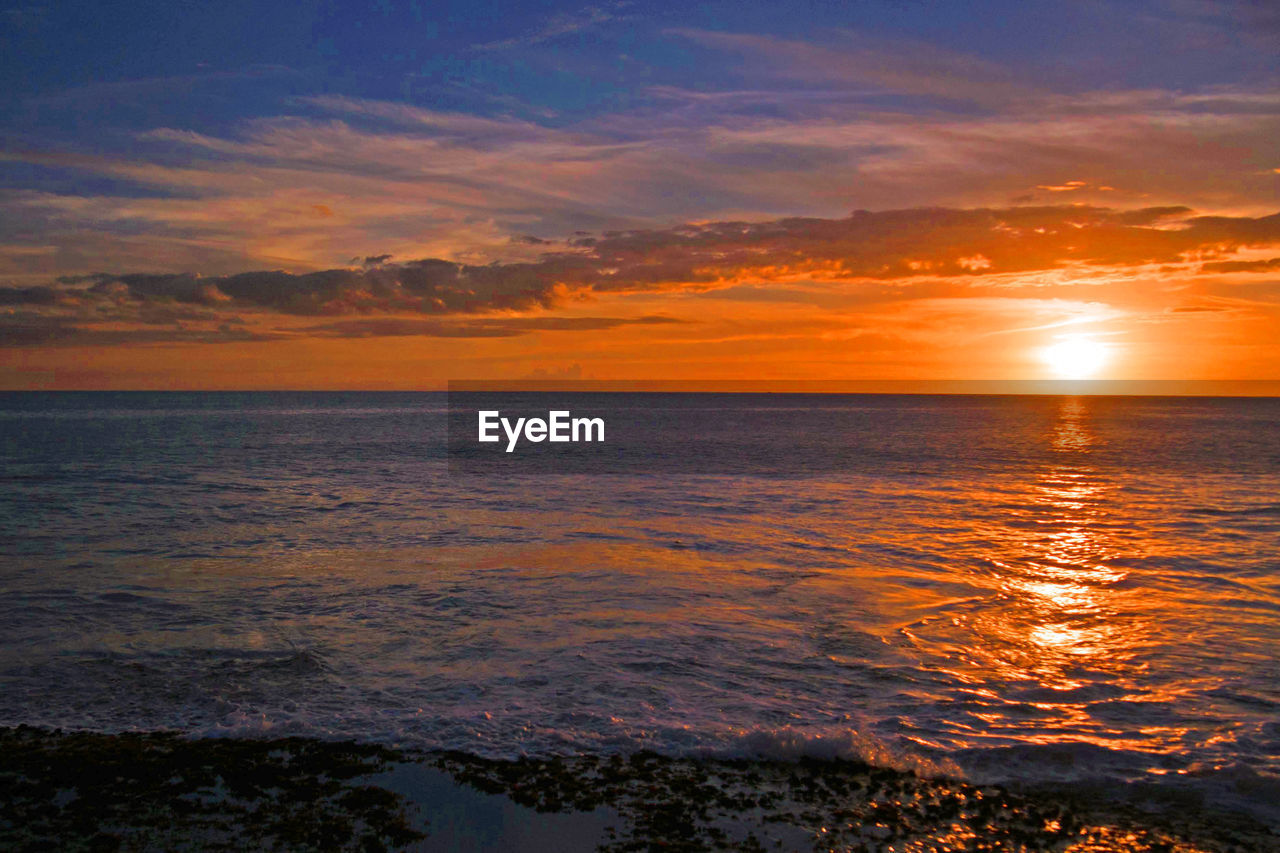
[3, 4, 1280, 851]
[1042, 337, 1110, 379]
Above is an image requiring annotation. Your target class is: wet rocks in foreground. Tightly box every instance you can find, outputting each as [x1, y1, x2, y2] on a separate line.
[0, 726, 423, 852]
[1, 727, 1275, 852]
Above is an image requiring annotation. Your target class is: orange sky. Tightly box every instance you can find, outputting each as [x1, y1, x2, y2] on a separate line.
[3, 8, 1280, 388]
[4, 204, 1279, 389]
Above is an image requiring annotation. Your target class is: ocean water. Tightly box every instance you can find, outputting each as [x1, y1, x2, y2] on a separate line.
[2, 392, 1279, 824]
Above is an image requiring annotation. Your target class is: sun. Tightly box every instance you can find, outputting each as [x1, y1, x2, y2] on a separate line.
[1041, 337, 1109, 379]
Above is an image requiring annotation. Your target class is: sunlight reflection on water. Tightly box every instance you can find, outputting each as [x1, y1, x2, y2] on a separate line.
[2, 392, 1279, 821]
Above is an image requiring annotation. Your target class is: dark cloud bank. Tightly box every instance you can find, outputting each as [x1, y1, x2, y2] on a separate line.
[3, 205, 1279, 347]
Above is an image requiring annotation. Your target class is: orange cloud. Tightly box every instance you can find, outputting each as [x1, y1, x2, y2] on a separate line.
[2, 202, 1277, 388]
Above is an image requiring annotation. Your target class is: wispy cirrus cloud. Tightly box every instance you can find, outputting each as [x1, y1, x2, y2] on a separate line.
[664, 28, 1043, 108]
[473, 3, 631, 52]
[3, 63, 1278, 288]
[1199, 256, 1280, 273]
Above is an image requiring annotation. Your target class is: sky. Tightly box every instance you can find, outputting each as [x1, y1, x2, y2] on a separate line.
[1, 0, 1278, 388]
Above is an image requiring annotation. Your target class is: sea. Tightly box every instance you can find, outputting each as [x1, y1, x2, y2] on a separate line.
[2, 391, 1278, 827]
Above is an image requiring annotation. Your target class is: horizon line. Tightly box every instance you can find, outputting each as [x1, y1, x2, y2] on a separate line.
[5, 380, 1280, 397]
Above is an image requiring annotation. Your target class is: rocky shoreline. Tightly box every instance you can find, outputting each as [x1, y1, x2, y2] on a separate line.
[1, 726, 1273, 851]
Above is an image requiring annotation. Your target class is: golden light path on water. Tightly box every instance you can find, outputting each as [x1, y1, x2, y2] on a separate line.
[907, 396, 1193, 765]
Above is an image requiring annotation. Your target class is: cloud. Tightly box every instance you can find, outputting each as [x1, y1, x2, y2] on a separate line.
[1037, 180, 1090, 192]
[294, 95, 555, 139]
[298, 314, 682, 339]
[1199, 256, 1280, 273]
[524, 363, 585, 380]
[4, 203, 1279, 350]
[4, 60, 1279, 284]
[666, 29, 1041, 109]
[0, 313, 276, 347]
[473, 3, 630, 52]
[0, 285, 58, 305]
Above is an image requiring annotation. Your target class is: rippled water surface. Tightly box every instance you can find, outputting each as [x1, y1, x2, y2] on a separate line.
[2, 392, 1278, 821]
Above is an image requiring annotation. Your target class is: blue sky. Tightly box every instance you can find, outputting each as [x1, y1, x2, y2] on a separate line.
[4, 1, 1277, 143]
[2, 0, 1277, 272]
[1, 1, 1278, 386]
